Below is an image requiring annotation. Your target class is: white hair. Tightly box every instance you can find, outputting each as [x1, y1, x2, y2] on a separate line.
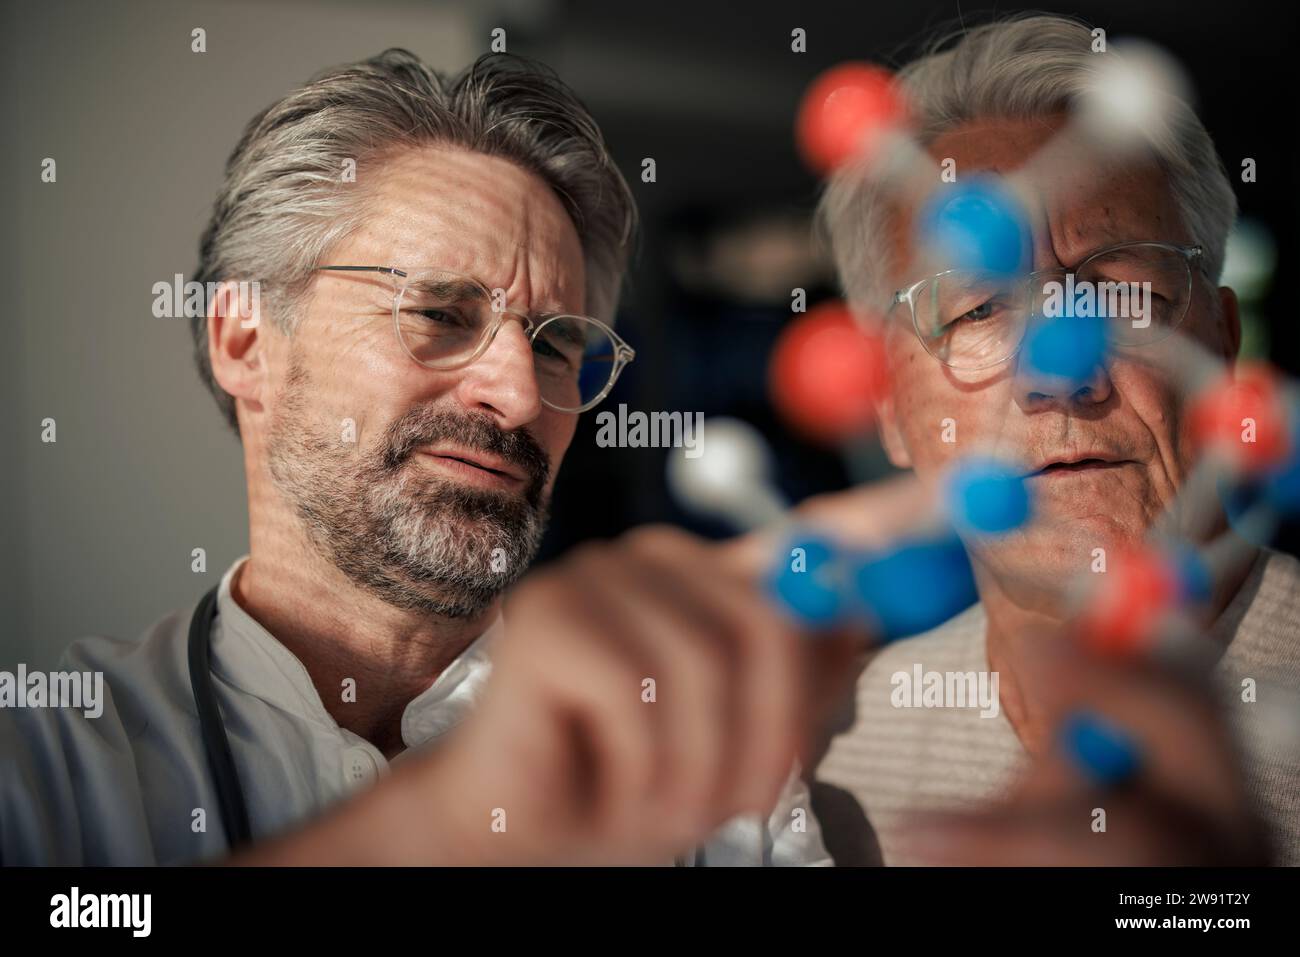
[817, 13, 1237, 314]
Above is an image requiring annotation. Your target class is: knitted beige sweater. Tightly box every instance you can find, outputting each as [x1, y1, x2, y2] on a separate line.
[812, 548, 1300, 865]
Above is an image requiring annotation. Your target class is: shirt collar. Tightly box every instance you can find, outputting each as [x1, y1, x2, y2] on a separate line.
[209, 556, 500, 750]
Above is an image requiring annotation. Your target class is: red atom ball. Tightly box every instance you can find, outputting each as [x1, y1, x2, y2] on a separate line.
[796, 63, 907, 176]
[1189, 363, 1291, 473]
[769, 301, 889, 444]
[1077, 547, 1180, 657]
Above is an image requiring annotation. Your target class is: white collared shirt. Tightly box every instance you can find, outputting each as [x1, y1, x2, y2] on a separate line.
[0, 558, 830, 866]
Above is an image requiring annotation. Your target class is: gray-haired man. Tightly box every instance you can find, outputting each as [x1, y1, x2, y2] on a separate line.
[812, 14, 1299, 865]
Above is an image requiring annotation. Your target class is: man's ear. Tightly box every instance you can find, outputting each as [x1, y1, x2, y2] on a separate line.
[871, 316, 913, 468]
[207, 281, 267, 419]
[1217, 285, 1242, 365]
[874, 390, 912, 469]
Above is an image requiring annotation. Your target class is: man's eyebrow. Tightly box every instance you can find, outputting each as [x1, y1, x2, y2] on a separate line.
[404, 274, 576, 317]
[544, 317, 587, 345]
[406, 277, 489, 301]
[1061, 233, 1136, 267]
[532, 298, 575, 316]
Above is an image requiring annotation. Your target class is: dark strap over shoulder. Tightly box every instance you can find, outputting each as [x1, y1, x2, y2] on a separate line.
[187, 584, 252, 851]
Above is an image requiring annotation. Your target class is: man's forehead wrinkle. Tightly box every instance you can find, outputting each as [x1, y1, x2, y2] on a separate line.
[1046, 199, 1120, 268]
[350, 145, 584, 318]
[1044, 164, 1183, 267]
[927, 115, 1065, 169]
[932, 113, 1066, 139]
[380, 189, 528, 266]
[368, 147, 535, 243]
[923, 117, 1185, 272]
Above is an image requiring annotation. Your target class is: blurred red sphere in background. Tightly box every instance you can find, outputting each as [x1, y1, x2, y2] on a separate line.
[769, 301, 888, 444]
[1077, 546, 1179, 658]
[1190, 363, 1291, 472]
[796, 63, 907, 175]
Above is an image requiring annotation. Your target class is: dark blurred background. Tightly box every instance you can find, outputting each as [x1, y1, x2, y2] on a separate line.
[2, 0, 1296, 662]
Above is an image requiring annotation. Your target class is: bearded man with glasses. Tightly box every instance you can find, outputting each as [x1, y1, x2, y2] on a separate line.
[0, 49, 838, 867]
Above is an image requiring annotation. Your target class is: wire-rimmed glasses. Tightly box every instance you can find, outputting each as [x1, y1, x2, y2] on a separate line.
[891, 241, 1205, 371]
[315, 265, 636, 413]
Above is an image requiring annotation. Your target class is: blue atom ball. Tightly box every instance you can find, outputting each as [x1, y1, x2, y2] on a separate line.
[1022, 314, 1110, 384]
[1165, 543, 1213, 603]
[852, 535, 978, 642]
[947, 458, 1032, 535]
[1262, 414, 1300, 515]
[768, 534, 847, 627]
[1217, 475, 1280, 548]
[1059, 711, 1142, 788]
[919, 177, 1032, 277]
[1265, 458, 1300, 514]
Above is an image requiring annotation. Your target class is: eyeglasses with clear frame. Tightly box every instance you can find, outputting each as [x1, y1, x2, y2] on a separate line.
[890, 241, 1206, 371]
[314, 265, 636, 413]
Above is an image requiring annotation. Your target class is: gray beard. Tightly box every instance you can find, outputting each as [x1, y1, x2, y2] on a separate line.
[266, 360, 551, 618]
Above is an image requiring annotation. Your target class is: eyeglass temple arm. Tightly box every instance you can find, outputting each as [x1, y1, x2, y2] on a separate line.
[894, 278, 928, 305]
[315, 266, 409, 278]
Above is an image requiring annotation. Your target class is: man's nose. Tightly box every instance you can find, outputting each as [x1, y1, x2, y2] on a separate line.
[1011, 349, 1114, 412]
[452, 320, 543, 429]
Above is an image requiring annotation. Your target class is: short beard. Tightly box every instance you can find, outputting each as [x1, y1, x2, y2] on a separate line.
[267, 356, 552, 618]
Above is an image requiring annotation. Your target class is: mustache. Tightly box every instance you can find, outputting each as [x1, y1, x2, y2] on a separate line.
[379, 407, 551, 501]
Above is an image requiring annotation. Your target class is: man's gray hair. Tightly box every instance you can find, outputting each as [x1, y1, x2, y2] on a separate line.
[818, 13, 1237, 314]
[194, 49, 637, 433]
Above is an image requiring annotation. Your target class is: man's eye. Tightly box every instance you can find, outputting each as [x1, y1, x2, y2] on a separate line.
[956, 301, 997, 323]
[533, 336, 578, 370]
[416, 308, 471, 327]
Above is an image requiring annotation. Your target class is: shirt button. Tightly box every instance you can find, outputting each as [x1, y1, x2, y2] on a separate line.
[342, 747, 380, 789]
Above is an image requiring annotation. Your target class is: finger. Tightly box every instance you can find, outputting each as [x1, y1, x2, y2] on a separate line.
[904, 788, 1268, 866]
[629, 528, 805, 818]
[498, 566, 663, 854]
[1016, 632, 1246, 816]
[565, 537, 733, 840]
[799, 626, 869, 757]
